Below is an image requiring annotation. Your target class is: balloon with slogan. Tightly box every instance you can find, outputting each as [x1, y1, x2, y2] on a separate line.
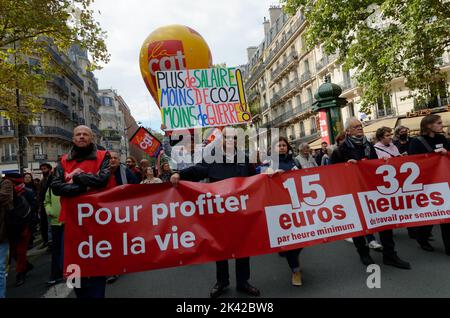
[139, 24, 213, 107]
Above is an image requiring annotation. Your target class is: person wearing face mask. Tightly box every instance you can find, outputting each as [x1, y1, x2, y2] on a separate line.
[393, 125, 411, 155]
[170, 127, 260, 299]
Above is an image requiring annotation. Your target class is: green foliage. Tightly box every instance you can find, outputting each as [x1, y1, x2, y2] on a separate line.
[0, 0, 109, 124]
[281, 0, 450, 114]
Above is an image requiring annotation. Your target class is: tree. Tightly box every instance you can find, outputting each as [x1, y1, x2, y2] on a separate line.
[281, 0, 450, 114]
[0, 0, 110, 124]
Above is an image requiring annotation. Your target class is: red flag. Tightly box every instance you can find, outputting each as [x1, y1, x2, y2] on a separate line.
[129, 127, 162, 157]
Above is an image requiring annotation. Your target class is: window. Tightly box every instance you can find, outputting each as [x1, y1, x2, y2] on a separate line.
[33, 115, 42, 127]
[2, 117, 12, 129]
[376, 94, 393, 117]
[306, 88, 313, 102]
[310, 117, 318, 134]
[102, 97, 113, 106]
[303, 60, 310, 73]
[296, 95, 301, 109]
[34, 144, 43, 155]
[3, 143, 16, 157]
[348, 102, 355, 117]
[300, 121, 305, 137]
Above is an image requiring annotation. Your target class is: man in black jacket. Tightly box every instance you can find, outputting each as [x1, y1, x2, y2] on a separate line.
[330, 118, 411, 269]
[51, 125, 110, 298]
[170, 128, 260, 298]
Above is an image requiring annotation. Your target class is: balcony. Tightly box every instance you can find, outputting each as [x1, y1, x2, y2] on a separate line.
[0, 126, 15, 137]
[316, 53, 338, 72]
[43, 98, 71, 118]
[266, 15, 306, 67]
[27, 125, 73, 142]
[246, 62, 265, 89]
[89, 105, 101, 119]
[90, 124, 101, 135]
[337, 80, 357, 92]
[247, 90, 260, 103]
[1, 155, 17, 163]
[72, 112, 79, 122]
[48, 46, 84, 89]
[33, 154, 48, 161]
[270, 100, 314, 128]
[271, 51, 299, 84]
[270, 78, 301, 107]
[300, 71, 312, 85]
[87, 71, 99, 91]
[51, 76, 70, 96]
[88, 87, 101, 105]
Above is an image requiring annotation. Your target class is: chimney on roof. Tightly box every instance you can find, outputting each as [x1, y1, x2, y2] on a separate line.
[263, 17, 270, 35]
[269, 6, 282, 25]
[246, 46, 258, 62]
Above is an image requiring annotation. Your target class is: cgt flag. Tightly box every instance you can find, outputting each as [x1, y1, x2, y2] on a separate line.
[129, 127, 162, 157]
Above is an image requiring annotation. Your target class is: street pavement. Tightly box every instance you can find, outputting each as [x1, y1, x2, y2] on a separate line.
[5, 227, 450, 298]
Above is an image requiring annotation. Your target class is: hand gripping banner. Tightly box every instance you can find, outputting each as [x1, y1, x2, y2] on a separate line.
[63, 154, 450, 277]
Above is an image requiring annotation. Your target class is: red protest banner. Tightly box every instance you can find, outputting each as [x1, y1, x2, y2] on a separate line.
[63, 154, 450, 277]
[129, 127, 162, 157]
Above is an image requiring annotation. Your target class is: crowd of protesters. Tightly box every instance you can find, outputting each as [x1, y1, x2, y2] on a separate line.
[0, 113, 449, 299]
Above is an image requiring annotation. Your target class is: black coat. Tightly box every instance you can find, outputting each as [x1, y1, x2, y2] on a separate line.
[408, 134, 449, 155]
[179, 151, 256, 182]
[330, 137, 378, 164]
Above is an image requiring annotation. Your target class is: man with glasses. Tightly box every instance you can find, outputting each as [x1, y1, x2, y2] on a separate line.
[330, 118, 411, 269]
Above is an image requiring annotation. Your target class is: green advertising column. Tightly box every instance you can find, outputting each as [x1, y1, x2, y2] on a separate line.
[313, 81, 348, 145]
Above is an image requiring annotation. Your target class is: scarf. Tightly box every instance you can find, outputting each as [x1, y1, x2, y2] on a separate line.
[346, 135, 372, 158]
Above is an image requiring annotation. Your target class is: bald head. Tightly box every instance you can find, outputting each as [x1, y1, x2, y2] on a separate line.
[73, 125, 93, 148]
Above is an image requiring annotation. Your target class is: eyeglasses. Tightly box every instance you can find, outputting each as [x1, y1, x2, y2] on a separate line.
[350, 125, 363, 129]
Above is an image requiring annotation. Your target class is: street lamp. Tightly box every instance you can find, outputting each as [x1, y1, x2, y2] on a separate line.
[312, 79, 347, 145]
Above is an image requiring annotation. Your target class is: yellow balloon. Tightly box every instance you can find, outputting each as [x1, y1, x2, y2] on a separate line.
[139, 25, 213, 108]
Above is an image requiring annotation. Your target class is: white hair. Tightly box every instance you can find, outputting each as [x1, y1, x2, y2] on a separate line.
[299, 142, 310, 150]
[344, 117, 361, 131]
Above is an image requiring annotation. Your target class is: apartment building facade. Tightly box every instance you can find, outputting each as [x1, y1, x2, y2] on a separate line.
[98, 89, 129, 162]
[0, 45, 102, 173]
[245, 6, 450, 149]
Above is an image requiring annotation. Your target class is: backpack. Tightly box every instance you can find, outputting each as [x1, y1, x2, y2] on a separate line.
[416, 136, 434, 153]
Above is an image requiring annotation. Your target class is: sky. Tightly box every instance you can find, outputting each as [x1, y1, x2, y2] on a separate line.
[91, 0, 280, 130]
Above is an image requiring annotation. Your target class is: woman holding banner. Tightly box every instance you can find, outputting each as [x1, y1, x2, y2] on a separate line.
[408, 114, 450, 255]
[263, 137, 304, 286]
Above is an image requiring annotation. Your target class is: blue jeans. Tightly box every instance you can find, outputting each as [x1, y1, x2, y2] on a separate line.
[0, 242, 8, 298]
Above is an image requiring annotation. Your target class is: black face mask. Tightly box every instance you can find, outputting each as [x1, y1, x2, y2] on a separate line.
[399, 134, 408, 141]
